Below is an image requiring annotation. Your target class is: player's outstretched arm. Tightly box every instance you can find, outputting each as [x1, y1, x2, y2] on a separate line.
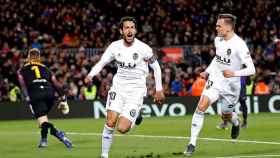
[85, 45, 114, 83]
[50, 74, 69, 114]
[85, 61, 107, 83]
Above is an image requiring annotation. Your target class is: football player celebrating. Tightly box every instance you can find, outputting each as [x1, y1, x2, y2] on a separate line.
[184, 14, 255, 156]
[85, 16, 165, 158]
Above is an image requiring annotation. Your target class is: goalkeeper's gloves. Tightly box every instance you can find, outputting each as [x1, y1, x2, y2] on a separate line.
[58, 101, 70, 115]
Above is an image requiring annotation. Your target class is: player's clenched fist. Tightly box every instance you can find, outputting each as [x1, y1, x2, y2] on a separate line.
[154, 90, 165, 106]
[200, 71, 209, 79]
[84, 75, 93, 84]
[223, 70, 235, 78]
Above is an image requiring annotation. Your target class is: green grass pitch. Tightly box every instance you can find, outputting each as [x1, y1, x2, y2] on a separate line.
[0, 113, 280, 158]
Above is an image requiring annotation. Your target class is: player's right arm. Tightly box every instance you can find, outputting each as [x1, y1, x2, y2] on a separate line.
[50, 73, 69, 114]
[85, 44, 115, 83]
[50, 73, 66, 101]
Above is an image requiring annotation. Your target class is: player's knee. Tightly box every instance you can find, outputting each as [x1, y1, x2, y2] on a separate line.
[221, 113, 232, 121]
[117, 126, 130, 134]
[106, 120, 116, 128]
[197, 96, 210, 112]
[197, 104, 209, 112]
[40, 122, 49, 129]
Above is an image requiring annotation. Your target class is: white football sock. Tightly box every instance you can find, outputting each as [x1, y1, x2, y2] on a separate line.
[189, 110, 205, 146]
[231, 112, 239, 126]
[102, 124, 115, 157]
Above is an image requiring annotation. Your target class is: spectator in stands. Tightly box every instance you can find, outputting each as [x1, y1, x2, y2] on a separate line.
[9, 83, 21, 102]
[81, 82, 97, 100]
[254, 77, 270, 95]
[0, 0, 280, 101]
[268, 71, 280, 94]
[171, 74, 183, 96]
[190, 73, 206, 96]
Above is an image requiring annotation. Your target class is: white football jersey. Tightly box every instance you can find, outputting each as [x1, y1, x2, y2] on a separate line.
[101, 38, 153, 92]
[206, 34, 254, 84]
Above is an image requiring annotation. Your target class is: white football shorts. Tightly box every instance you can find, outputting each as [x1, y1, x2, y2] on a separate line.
[105, 86, 145, 123]
[202, 78, 240, 113]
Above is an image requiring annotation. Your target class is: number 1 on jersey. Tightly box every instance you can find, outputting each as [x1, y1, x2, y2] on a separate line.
[31, 66, 41, 78]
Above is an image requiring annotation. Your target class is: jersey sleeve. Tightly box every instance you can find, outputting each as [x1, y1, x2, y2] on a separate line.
[234, 41, 256, 76]
[100, 44, 115, 64]
[205, 58, 217, 74]
[88, 44, 115, 77]
[143, 45, 154, 60]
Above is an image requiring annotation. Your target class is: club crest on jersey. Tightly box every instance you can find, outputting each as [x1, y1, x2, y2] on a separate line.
[130, 109, 137, 117]
[133, 53, 139, 60]
[226, 49, 231, 56]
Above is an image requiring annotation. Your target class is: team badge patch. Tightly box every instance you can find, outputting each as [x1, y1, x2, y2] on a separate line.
[130, 109, 137, 117]
[227, 49, 231, 56]
[133, 53, 138, 60]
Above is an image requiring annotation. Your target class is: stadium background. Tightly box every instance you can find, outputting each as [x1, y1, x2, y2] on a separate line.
[0, 0, 280, 157]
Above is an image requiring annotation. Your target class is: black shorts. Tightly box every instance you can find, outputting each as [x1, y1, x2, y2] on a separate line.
[29, 87, 55, 118]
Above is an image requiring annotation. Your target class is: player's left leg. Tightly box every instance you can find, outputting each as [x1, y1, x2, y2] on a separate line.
[230, 112, 240, 139]
[101, 110, 118, 158]
[220, 111, 240, 138]
[37, 115, 49, 148]
[118, 96, 143, 133]
[31, 100, 52, 148]
[184, 81, 220, 156]
[184, 95, 211, 156]
[220, 98, 240, 139]
[216, 100, 229, 130]
[117, 116, 133, 134]
[221, 82, 241, 139]
[101, 87, 123, 158]
[44, 96, 72, 149]
[37, 115, 72, 149]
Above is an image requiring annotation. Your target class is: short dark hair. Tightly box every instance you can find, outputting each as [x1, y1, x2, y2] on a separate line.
[218, 13, 237, 29]
[119, 16, 137, 29]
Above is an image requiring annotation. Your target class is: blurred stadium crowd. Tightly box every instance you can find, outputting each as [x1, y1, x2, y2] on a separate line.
[0, 0, 280, 102]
